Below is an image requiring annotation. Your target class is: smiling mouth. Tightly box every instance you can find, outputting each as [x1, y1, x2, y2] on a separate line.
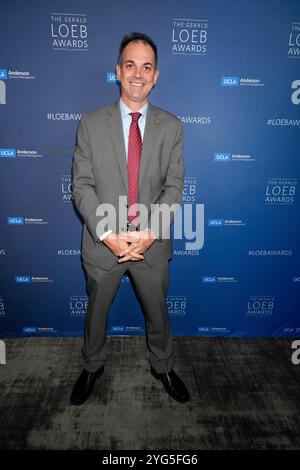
[130, 82, 144, 87]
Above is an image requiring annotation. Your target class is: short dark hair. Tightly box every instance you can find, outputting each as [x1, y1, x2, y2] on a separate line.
[118, 32, 158, 68]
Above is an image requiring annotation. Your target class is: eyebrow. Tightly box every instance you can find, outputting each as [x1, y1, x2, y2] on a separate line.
[124, 60, 153, 66]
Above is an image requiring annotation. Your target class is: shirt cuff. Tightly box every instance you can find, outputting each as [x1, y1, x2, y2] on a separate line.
[99, 229, 114, 241]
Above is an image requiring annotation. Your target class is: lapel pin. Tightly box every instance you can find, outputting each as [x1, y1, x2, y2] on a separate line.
[153, 119, 160, 126]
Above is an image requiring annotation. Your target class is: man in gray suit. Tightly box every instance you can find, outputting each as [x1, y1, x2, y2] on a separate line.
[71, 32, 190, 405]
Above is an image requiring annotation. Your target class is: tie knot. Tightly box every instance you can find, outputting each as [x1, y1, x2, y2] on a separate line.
[130, 112, 142, 123]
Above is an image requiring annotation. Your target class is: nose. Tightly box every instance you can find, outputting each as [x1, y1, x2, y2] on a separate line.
[134, 67, 142, 78]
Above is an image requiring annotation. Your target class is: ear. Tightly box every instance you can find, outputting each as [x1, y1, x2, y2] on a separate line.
[153, 68, 160, 85]
[116, 64, 121, 81]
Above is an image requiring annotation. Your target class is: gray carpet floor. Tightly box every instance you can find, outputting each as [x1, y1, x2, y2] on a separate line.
[0, 336, 299, 450]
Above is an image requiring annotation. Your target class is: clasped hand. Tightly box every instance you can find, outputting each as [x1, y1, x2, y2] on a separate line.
[102, 230, 157, 263]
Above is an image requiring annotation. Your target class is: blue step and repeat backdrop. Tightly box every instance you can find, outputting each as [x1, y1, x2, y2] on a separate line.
[0, 0, 299, 338]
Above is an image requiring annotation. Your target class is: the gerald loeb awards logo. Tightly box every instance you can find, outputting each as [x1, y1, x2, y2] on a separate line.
[265, 178, 297, 205]
[287, 23, 300, 58]
[50, 13, 88, 51]
[61, 175, 73, 202]
[172, 18, 208, 55]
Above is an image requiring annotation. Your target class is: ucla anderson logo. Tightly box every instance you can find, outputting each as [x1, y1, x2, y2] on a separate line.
[0, 149, 16, 158]
[111, 326, 125, 333]
[221, 76, 264, 87]
[22, 327, 38, 334]
[0, 69, 8, 80]
[208, 219, 224, 226]
[221, 77, 240, 87]
[7, 217, 24, 225]
[202, 276, 217, 283]
[214, 153, 231, 162]
[106, 73, 118, 84]
[15, 276, 31, 283]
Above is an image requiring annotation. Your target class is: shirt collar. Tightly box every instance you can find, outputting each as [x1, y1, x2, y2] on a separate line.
[119, 98, 148, 119]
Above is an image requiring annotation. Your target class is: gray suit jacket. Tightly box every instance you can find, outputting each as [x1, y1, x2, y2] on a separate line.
[72, 101, 184, 270]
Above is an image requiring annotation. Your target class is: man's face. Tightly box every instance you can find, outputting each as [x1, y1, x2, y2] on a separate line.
[116, 41, 159, 108]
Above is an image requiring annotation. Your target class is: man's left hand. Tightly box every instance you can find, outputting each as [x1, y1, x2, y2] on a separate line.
[117, 229, 157, 263]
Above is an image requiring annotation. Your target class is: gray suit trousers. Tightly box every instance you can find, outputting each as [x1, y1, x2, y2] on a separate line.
[82, 259, 174, 374]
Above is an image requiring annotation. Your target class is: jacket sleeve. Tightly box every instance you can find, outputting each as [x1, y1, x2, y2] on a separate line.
[72, 116, 113, 242]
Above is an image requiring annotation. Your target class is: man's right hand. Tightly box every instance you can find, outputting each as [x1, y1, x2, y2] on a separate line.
[102, 233, 144, 261]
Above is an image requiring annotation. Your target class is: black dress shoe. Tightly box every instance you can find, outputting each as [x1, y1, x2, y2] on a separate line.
[150, 366, 191, 403]
[70, 366, 104, 406]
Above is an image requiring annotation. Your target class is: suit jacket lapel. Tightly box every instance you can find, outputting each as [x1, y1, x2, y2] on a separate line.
[106, 101, 128, 194]
[139, 103, 161, 191]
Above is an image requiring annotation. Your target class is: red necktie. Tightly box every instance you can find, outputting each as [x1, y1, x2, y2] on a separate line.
[127, 112, 142, 224]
